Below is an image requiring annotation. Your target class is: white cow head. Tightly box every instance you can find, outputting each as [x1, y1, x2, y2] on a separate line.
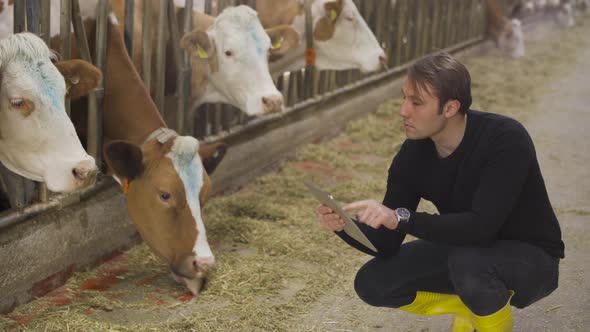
[499, 19, 525, 58]
[298, 0, 386, 72]
[0, 33, 98, 192]
[555, 3, 576, 27]
[181, 5, 299, 116]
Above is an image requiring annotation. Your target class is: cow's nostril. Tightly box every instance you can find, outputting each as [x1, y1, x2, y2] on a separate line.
[379, 54, 387, 64]
[262, 97, 270, 106]
[72, 168, 86, 181]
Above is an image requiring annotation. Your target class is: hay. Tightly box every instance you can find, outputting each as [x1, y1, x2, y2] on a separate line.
[3, 15, 590, 332]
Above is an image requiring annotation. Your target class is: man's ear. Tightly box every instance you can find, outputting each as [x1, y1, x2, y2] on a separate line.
[199, 141, 227, 175]
[53, 59, 102, 100]
[443, 100, 461, 118]
[180, 30, 219, 73]
[314, 0, 343, 41]
[104, 141, 144, 182]
[266, 25, 301, 57]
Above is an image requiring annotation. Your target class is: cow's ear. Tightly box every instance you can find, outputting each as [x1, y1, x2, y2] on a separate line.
[314, 0, 343, 41]
[180, 30, 219, 73]
[199, 141, 227, 175]
[104, 141, 144, 183]
[54, 59, 102, 100]
[266, 25, 301, 57]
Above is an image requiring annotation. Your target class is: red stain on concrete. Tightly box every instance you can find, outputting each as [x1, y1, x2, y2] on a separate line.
[80, 253, 128, 291]
[334, 141, 361, 149]
[8, 314, 35, 330]
[136, 275, 159, 286]
[170, 292, 194, 302]
[31, 265, 75, 298]
[294, 161, 336, 176]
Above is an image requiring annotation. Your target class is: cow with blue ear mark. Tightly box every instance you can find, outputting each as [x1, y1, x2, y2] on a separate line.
[0, 32, 100, 194]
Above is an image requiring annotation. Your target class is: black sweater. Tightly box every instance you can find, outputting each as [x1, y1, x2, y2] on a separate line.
[337, 110, 565, 259]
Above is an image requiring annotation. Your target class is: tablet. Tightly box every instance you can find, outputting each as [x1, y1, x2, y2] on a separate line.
[304, 180, 378, 253]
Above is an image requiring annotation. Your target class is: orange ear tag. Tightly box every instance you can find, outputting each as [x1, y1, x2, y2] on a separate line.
[122, 178, 129, 194]
[305, 48, 316, 66]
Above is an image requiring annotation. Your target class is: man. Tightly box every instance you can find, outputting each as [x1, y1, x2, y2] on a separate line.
[316, 52, 564, 332]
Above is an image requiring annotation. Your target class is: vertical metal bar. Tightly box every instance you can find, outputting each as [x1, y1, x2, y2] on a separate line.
[141, 0, 153, 90]
[182, 0, 195, 135]
[60, 0, 72, 116]
[26, 0, 49, 203]
[124, 0, 134, 57]
[204, 0, 213, 15]
[304, 0, 315, 100]
[40, 0, 51, 44]
[26, 0, 41, 34]
[72, 0, 92, 62]
[171, 0, 193, 134]
[287, 72, 296, 107]
[13, 1, 26, 33]
[88, 0, 108, 168]
[154, 0, 168, 114]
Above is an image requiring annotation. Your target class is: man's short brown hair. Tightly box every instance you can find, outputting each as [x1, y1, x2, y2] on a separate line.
[407, 52, 472, 115]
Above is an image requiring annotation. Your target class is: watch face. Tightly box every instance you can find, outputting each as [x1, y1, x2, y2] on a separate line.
[397, 208, 411, 220]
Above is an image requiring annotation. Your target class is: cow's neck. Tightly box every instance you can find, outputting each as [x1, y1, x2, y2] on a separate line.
[101, 18, 166, 146]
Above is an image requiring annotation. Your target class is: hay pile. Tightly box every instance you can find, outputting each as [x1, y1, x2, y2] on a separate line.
[2, 15, 589, 332]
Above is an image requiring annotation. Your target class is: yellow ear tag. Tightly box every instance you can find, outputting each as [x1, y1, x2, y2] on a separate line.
[271, 37, 284, 50]
[122, 178, 129, 194]
[330, 9, 338, 22]
[196, 45, 209, 59]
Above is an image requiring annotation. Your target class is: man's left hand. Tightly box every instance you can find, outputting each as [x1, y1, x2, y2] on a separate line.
[343, 199, 398, 230]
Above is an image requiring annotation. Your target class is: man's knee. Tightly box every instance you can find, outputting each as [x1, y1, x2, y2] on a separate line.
[354, 260, 410, 308]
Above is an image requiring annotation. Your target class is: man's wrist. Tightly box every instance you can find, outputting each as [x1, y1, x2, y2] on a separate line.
[394, 208, 411, 233]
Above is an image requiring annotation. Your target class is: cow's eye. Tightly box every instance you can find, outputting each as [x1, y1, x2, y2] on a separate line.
[159, 192, 171, 201]
[224, 50, 233, 57]
[345, 15, 355, 22]
[10, 98, 26, 109]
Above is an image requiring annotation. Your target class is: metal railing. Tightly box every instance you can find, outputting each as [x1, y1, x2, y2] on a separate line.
[0, 0, 488, 230]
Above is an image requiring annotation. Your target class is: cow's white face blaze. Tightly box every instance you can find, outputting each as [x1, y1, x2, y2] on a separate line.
[294, 0, 386, 72]
[0, 33, 97, 192]
[185, 6, 284, 116]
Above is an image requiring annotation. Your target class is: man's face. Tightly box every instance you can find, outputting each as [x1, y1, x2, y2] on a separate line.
[399, 79, 446, 140]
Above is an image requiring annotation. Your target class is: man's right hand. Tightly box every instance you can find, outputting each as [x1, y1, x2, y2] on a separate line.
[316, 204, 345, 232]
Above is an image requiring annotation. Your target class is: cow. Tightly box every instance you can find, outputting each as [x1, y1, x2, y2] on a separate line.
[112, 1, 300, 116]
[0, 31, 100, 193]
[2, 1, 226, 296]
[174, 0, 387, 76]
[485, 0, 526, 58]
[255, 0, 387, 75]
[546, 0, 576, 27]
[94, 17, 226, 296]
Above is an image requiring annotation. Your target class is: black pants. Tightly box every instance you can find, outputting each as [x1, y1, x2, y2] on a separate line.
[354, 240, 559, 316]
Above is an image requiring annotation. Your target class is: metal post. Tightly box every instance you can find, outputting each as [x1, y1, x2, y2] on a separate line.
[154, 0, 169, 114]
[124, 0, 134, 57]
[88, 0, 108, 167]
[304, 0, 315, 100]
[141, 0, 153, 90]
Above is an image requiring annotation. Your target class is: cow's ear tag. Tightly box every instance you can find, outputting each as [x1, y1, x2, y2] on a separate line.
[271, 37, 284, 50]
[330, 9, 338, 22]
[196, 45, 209, 59]
[122, 178, 129, 194]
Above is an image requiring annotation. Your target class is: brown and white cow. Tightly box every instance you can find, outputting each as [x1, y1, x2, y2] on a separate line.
[2, 1, 225, 295]
[95, 17, 226, 295]
[255, 0, 387, 75]
[0, 29, 100, 192]
[486, 0, 526, 58]
[112, 1, 300, 116]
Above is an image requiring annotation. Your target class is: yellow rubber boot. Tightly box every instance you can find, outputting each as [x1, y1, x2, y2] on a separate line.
[472, 291, 515, 332]
[451, 314, 476, 332]
[399, 292, 475, 332]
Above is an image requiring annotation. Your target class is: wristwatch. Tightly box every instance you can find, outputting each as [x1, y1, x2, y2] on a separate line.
[394, 207, 411, 233]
